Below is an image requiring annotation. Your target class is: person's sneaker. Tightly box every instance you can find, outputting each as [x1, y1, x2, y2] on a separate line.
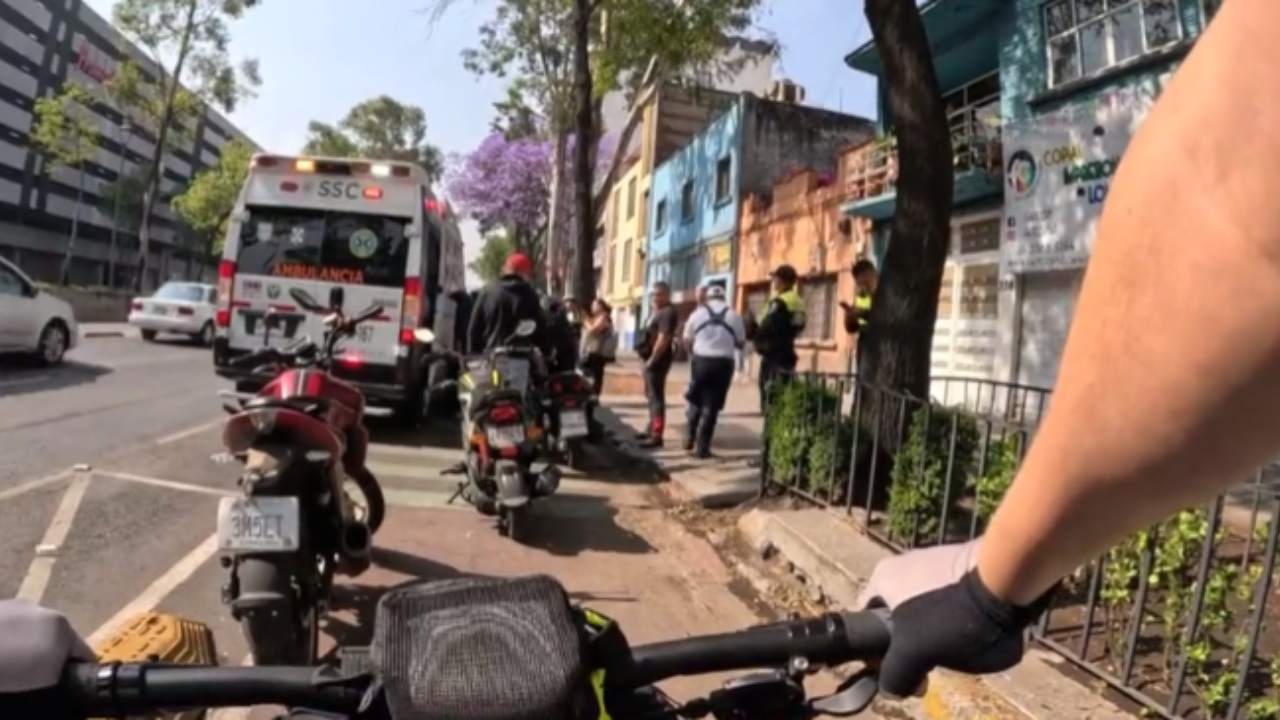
[693, 449, 713, 460]
[683, 436, 696, 452]
[638, 437, 664, 449]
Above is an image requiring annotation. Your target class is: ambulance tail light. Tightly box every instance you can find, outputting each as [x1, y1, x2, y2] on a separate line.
[216, 260, 235, 328]
[400, 276, 421, 345]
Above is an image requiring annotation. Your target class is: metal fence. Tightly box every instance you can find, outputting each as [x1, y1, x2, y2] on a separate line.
[761, 372, 1280, 719]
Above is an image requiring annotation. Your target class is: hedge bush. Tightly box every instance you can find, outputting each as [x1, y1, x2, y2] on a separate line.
[972, 435, 1020, 526]
[886, 405, 980, 543]
[766, 380, 840, 486]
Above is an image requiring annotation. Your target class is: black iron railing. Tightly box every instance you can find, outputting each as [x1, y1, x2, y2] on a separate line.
[760, 372, 1280, 719]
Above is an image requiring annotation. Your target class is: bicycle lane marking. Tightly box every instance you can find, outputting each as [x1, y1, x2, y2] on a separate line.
[14, 470, 91, 603]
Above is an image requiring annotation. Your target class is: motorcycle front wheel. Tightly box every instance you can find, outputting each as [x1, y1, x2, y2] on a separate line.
[344, 466, 386, 534]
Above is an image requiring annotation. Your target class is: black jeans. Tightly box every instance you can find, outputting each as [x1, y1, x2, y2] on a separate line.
[686, 355, 735, 453]
[580, 353, 608, 396]
[643, 358, 672, 438]
[758, 355, 796, 415]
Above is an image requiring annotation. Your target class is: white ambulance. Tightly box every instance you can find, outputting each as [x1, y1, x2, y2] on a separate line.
[213, 154, 466, 420]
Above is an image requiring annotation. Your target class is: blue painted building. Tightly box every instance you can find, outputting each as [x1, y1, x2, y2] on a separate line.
[844, 0, 1220, 388]
[645, 92, 873, 322]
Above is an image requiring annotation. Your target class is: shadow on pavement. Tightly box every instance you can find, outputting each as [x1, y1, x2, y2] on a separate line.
[366, 415, 462, 450]
[0, 357, 112, 397]
[322, 548, 462, 653]
[521, 495, 654, 557]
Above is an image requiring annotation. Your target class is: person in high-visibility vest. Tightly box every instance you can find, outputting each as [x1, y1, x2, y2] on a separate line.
[751, 264, 806, 413]
[841, 259, 879, 372]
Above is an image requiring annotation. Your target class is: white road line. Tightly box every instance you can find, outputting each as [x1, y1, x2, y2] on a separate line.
[154, 417, 224, 446]
[88, 533, 219, 647]
[15, 473, 91, 603]
[95, 470, 233, 498]
[0, 469, 71, 502]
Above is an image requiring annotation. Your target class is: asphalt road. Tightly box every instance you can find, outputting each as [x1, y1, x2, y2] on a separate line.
[0, 335, 781, 718]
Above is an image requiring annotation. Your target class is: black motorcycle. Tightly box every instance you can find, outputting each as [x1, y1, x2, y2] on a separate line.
[544, 369, 596, 470]
[54, 574, 893, 720]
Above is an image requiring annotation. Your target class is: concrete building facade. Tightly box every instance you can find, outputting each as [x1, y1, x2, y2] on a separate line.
[0, 0, 257, 290]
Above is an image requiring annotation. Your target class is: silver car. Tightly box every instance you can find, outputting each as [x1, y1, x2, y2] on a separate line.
[0, 256, 79, 365]
[128, 282, 218, 345]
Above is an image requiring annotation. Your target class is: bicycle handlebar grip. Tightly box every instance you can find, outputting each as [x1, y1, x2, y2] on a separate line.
[840, 609, 892, 660]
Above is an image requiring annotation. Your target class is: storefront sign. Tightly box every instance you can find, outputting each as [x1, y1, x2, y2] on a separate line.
[1001, 86, 1158, 273]
[703, 241, 732, 275]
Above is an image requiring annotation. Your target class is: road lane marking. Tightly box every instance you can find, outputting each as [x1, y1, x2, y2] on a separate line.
[155, 417, 224, 446]
[367, 443, 463, 463]
[15, 472, 91, 603]
[95, 470, 233, 498]
[0, 469, 71, 502]
[88, 533, 219, 647]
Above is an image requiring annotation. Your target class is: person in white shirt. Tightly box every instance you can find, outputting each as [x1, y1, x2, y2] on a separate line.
[681, 284, 746, 458]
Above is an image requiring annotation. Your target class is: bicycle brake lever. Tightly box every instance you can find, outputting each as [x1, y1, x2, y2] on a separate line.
[807, 669, 879, 717]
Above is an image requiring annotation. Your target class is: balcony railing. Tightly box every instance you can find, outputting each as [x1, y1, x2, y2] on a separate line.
[845, 111, 1003, 202]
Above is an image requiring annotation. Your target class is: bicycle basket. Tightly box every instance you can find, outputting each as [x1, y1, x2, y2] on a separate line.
[369, 575, 591, 720]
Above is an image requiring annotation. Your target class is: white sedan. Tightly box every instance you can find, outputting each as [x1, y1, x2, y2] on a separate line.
[0, 255, 79, 365]
[128, 281, 218, 346]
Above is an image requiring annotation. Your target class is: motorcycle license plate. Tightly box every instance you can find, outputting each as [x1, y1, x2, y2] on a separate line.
[217, 496, 300, 552]
[560, 410, 588, 439]
[486, 424, 525, 448]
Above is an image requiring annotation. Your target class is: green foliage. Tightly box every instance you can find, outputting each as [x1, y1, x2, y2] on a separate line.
[806, 417, 858, 498]
[31, 84, 99, 170]
[765, 381, 839, 486]
[172, 139, 251, 255]
[972, 435, 1020, 526]
[301, 96, 443, 182]
[885, 406, 979, 543]
[100, 169, 150, 233]
[469, 231, 516, 284]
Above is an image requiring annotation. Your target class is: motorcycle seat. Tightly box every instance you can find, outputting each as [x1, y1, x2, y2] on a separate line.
[244, 395, 329, 418]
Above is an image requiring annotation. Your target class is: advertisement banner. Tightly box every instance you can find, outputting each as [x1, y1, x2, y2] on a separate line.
[1001, 85, 1160, 273]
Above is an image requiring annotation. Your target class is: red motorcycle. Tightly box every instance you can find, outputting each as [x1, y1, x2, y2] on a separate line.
[215, 287, 387, 664]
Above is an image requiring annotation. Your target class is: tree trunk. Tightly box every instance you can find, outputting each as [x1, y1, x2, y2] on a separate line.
[570, 0, 595, 306]
[133, 0, 199, 292]
[546, 130, 567, 295]
[59, 165, 86, 286]
[858, 0, 954, 449]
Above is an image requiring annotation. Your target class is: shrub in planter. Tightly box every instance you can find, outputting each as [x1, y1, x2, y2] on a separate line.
[886, 405, 980, 544]
[972, 435, 1021, 527]
[806, 416, 858, 498]
[766, 380, 839, 486]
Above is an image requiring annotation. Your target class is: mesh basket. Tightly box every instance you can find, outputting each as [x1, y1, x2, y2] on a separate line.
[369, 575, 588, 720]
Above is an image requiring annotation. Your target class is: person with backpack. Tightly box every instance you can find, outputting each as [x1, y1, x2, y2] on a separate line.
[634, 282, 679, 449]
[751, 264, 806, 414]
[681, 284, 745, 458]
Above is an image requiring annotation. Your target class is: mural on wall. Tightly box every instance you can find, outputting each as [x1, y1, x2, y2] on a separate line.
[1001, 83, 1162, 273]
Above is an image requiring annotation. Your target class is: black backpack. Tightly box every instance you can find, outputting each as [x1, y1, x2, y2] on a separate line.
[634, 326, 655, 360]
[693, 304, 739, 346]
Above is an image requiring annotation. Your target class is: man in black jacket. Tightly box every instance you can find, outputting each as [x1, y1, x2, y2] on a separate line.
[467, 252, 551, 357]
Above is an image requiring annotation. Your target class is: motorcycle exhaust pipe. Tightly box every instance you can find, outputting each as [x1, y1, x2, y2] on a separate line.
[336, 520, 372, 576]
[534, 465, 561, 498]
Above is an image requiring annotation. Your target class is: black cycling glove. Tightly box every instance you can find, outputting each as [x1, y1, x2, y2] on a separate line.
[878, 569, 1054, 697]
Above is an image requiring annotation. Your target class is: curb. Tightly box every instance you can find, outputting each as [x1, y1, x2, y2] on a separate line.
[737, 508, 1135, 720]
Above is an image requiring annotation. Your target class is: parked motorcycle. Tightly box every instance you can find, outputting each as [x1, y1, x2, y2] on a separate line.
[417, 321, 561, 543]
[214, 287, 388, 664]
[544, 369, 595, 470]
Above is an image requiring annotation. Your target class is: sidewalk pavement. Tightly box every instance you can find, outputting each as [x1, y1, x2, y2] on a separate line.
[80, 322, 138, 339]
[595, 362, 1136, 719]
[596, 357, 764, 508]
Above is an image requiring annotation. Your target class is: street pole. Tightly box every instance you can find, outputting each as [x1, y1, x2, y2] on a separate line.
[108, 119, 131, 289]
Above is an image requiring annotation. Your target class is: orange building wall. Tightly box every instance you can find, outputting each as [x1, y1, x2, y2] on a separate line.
[735, 144, 875, 376]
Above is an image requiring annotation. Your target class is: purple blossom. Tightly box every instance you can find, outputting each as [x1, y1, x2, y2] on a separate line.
[446, 133, 553, 233]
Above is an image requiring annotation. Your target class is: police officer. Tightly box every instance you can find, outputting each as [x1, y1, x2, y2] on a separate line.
[841, 259, 878, 372]
[752, 264, 805, 413]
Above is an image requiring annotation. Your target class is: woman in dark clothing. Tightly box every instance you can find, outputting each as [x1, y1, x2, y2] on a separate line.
[579, 298, 615, 395]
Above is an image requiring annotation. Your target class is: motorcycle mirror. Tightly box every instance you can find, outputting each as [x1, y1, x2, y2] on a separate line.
[413, 328, 436, 345]
[515, 319, 537, 337]
[289, 287, 325, 313]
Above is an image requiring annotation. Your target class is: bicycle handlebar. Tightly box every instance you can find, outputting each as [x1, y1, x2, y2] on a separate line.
[58, 610, 891, 717]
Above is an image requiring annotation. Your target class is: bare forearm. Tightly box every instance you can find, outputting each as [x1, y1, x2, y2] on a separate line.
[979, 0, 1280, 605]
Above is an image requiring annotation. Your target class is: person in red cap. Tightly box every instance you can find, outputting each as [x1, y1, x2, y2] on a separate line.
[467, 251, 550, 356]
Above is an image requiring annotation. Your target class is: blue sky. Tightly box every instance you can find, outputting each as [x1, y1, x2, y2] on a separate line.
[85, 0, 881, 273]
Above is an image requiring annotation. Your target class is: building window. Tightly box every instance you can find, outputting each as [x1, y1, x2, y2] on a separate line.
[799, 276, 836, 342]
[611, 188, 620, 239]
[655, 198, 668, 234]
[1043, 0, 1182, 89]
[714, 156, 731, 204]
[626, 176, 637, 219]
[621, 238, 632, 287]
[680, 180, 695, 222]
